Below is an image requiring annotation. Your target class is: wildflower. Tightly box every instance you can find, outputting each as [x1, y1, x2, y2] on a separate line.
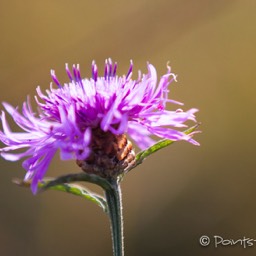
[0, 59, 198, 193]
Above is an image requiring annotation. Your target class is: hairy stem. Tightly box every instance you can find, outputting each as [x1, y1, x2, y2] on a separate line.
[105, 180, 124, 256]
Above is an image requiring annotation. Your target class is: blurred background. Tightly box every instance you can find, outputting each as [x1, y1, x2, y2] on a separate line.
[0, 0, 255, 255]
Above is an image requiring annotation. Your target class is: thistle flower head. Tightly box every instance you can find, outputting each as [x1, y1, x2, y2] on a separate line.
[0, 59, 198, 193]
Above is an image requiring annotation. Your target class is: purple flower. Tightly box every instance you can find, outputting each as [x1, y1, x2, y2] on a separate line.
[0, 59, 198, 193]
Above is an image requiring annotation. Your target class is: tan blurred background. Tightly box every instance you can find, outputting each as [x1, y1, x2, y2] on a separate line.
[0, 0, 256, 255]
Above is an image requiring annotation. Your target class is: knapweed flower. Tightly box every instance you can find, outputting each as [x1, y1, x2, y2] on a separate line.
[0, 59, 198, 193]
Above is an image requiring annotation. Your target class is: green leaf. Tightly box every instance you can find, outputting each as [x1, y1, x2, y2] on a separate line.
[39, 172, 113, 191]
[13, 177, 108, 212]
[127, 124, 200, 172]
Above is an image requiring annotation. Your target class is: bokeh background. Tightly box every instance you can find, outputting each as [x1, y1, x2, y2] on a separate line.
[0, 0, 255, 255]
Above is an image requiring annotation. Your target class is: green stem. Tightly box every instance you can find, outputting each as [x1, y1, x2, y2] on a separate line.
[105, 180, 124, 256]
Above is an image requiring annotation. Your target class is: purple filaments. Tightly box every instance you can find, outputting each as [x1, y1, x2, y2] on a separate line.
[0, 59, 199, 193]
